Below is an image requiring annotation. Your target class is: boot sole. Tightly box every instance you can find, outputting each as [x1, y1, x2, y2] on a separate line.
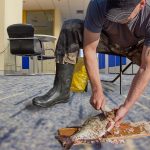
[32, 98, 70, 108]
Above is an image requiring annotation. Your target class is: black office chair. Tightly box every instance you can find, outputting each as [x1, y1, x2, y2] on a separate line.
[7, 24, 43, 74]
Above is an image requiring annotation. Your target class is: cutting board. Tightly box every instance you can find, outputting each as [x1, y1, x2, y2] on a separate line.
[57, 121, 150, 147]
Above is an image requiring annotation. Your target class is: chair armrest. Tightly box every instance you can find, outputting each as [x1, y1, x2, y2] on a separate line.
[8, 37, 43, 48]
[8, 37, 39, 40]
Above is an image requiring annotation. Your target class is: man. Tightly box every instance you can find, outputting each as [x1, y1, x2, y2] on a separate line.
[33, 0, 150, 126]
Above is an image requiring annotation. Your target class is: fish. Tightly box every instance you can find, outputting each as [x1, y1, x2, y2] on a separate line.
[62, 110, 118, 149]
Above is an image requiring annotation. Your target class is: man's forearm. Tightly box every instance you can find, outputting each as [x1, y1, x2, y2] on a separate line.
[124, 67, 150, 109]
[84, 48, 103, 92]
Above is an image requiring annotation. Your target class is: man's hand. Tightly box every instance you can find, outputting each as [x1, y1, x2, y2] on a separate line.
[90, 90, 106, 110]
[114, 105, 129, 127]
[106, 105, 129, 131]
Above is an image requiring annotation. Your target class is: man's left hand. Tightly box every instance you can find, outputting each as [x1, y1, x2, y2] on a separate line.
[106, 105, 129, 132]
[114, 104, 129, 127]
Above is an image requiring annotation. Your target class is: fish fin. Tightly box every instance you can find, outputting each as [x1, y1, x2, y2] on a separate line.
[62, 137, 74, 150]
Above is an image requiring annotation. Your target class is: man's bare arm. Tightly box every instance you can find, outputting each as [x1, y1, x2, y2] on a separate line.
[124, 45, 150, 108]
[83, 28, 105, 110]
[114, 45, 150, 125]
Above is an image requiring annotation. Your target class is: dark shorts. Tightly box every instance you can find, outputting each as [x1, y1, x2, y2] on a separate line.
[55, 19, 143, 66]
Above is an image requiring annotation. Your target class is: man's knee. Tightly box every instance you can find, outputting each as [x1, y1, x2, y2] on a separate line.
[56, 19, 84, 64]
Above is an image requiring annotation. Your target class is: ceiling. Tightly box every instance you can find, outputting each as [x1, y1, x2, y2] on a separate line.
[23, 0, 90, 20]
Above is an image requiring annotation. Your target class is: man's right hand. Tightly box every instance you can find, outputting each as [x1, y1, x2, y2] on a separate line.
[90, 90, 106, 110]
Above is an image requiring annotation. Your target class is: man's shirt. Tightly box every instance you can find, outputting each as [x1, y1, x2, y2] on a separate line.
[84, 0, 150, 49]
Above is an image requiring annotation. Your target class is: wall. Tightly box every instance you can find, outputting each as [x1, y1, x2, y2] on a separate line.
[44, 8, 63, 74]
[41, 9, 63, 74]
[0, 0, 23, 75]
[0, 0, 5, 75]
[23, 9, 63, 74]
[54, 9, 63, 39]
[4, 0, 23, 74]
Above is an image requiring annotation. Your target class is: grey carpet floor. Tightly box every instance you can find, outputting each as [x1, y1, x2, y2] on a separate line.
[0, 74, 150, 150]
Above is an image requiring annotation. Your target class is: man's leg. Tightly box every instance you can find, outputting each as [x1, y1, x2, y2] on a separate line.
[32, 19, 84, 107]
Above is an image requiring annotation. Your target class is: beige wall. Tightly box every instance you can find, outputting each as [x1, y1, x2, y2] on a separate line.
[0, 0, 5, 75]
[4, 0, 23, 74]
[0, 0, 23, 75]
[54, 9, 63, 39]
[40, 8, 63, 74]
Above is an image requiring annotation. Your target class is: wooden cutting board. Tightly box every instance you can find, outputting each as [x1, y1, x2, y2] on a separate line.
[57, 121, 150, 146]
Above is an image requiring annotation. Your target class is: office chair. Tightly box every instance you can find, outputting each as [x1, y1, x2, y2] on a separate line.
[7, 24, 43, 74]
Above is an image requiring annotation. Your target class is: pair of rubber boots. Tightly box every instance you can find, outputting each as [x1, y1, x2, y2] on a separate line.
[32, 63, 74, 107]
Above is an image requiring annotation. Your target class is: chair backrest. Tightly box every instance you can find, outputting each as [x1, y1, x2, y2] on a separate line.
[7, 24, 34, 38]
[7, 24, 42, 56]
